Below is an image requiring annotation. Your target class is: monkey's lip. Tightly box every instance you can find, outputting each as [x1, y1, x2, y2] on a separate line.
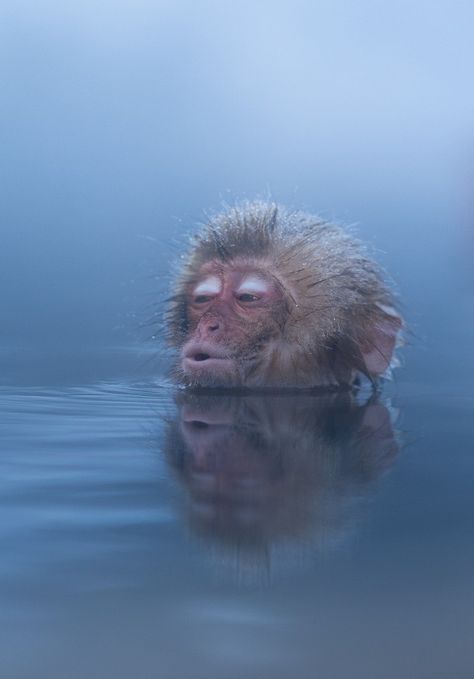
[182, 343, 234, 371]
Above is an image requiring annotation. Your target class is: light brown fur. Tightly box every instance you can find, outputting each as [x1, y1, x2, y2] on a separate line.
[166, 200, 402, 388]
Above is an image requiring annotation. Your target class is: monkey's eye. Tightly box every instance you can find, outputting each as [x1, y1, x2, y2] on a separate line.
[237, 293, 259, 303]
[193, 295, 212, 304]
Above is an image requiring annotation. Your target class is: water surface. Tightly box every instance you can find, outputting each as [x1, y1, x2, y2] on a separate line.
[1, 370, 472, 679]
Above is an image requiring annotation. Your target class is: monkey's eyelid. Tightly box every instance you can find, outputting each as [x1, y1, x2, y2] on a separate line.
[193, 276, 221, 296]
[236, 288, 263, 296]
[193, 295, 214, 303]
[237, 276, 270, 294]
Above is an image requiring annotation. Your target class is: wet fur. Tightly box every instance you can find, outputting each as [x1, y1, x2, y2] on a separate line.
[166, 200, 401, 388]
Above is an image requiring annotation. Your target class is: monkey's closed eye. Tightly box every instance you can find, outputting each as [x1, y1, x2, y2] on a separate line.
[237, 293, 260, 303]
[194, 295, 212, 304]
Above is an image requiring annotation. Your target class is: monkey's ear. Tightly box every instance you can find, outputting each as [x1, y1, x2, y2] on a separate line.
[361, 306, 402, 376]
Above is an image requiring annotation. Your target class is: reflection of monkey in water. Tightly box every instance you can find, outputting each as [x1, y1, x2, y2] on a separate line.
[166, 201, 402, 389]
[165, 392, 399, 557]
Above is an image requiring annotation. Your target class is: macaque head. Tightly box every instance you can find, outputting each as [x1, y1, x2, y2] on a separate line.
[166, 201, 402, 388]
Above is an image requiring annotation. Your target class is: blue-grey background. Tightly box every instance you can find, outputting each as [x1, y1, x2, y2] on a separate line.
[1, 0, 473, 388]
[1, 4, 473, 679]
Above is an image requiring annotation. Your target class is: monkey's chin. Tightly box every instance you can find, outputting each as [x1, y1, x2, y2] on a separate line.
[181, 357, 239, 387]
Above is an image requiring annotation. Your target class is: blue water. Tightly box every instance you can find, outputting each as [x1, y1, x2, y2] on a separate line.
[1, 365, 473, 679]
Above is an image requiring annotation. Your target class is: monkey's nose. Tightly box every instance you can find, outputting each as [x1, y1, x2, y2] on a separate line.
[201, 318, 221, 333]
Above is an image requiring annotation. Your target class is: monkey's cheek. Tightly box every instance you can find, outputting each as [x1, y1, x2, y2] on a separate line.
[182, 357, 238, 385]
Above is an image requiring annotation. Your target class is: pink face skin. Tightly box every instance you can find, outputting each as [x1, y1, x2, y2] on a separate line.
[179, 410, 272, 500]
[181, 263, 284, 385]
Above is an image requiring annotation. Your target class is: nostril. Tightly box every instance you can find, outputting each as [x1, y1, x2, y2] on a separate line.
[208, 323, 219, 332]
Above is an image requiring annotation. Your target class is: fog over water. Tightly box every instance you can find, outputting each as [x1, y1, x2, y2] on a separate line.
[0, 2, 473, 678]
[1, 0, 473, 382]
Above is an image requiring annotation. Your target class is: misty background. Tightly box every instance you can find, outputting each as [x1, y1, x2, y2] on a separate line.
[1, 6, 473, 678]
[1, 0, 473, 387]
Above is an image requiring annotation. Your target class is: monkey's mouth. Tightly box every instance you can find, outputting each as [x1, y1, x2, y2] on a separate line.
[181, 342, 235, 376]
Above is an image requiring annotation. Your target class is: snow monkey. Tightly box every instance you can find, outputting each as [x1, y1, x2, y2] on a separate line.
[166, 201, 402, 389]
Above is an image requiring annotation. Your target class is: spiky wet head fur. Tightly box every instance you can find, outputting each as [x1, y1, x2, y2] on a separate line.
[166, 200, 401, 388]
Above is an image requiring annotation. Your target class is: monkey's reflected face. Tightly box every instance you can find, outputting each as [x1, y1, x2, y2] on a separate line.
[180, 410, 272, 502]
[165, 393, 400, 556]
[181, 262, 288, 387]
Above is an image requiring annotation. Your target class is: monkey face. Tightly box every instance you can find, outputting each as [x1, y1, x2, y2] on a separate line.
[180, 261, 288, 387]
[165, 392, 400, 554]
[168, 202, 403, 388]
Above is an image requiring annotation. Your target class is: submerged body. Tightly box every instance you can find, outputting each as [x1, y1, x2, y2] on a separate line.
[166, 201, 402, 389]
